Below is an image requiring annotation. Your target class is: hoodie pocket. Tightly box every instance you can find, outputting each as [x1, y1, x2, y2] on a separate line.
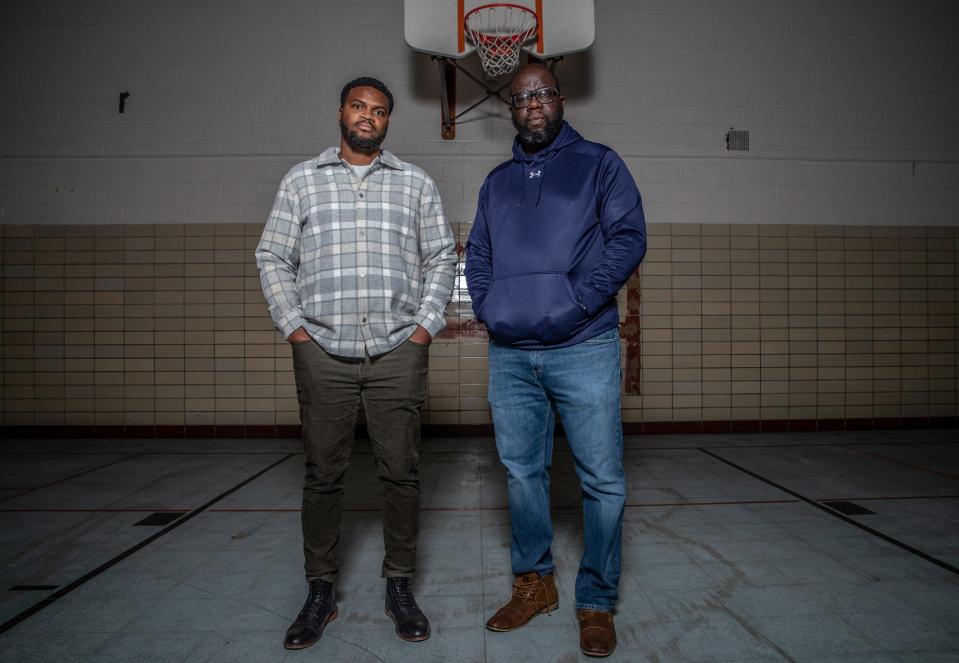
[479, 272, 587, 344]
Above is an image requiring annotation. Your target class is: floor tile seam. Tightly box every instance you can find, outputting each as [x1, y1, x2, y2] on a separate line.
[363, 591, 486, 597]
[699, 448, 959, 579]
[0, 436, 955, 456]
[628, 588, 804, 661]
[0, 454, 145, 504]
[841, 445, 959, 481]
[621, 443, 957, 452]
[836, 613, 958, 654]
[814, 494, 959, 502]
[154, 582, 294, 622]
[0, 452, 296, 636]
[8, 494, 959, 514]
[0, 451, 300, 455]
[747, 612, 893, 659]
[618, 508, 805, 661]
[478, 430, 490, 663]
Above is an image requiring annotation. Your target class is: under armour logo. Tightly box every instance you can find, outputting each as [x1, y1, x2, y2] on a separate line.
[529, 169, 542, 178]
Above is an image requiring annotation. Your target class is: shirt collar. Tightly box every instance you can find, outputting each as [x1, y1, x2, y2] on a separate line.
[315, 147, 403, 170]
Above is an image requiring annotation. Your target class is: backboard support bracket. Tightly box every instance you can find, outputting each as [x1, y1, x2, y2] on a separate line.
[527, 53, 562, 71]
[432, 54, 563, 140]
[436, 57, 457, 139]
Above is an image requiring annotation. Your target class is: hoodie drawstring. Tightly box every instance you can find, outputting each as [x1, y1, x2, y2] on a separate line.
[534, 161, 545, 206]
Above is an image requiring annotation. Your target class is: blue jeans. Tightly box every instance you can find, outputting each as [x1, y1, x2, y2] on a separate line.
[487, 327, 625, 612]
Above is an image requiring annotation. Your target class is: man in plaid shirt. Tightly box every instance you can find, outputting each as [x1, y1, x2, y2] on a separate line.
[256, 76, 456, 650]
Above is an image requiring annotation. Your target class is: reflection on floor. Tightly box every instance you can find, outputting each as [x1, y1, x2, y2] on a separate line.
[0, 429, 957, 662]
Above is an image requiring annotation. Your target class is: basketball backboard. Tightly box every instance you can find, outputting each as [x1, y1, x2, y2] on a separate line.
[405, 0, 594, 139]
[404, 0, 594, 60]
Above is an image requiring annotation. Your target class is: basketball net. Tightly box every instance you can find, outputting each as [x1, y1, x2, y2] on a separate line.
[464, 3, 538, 78]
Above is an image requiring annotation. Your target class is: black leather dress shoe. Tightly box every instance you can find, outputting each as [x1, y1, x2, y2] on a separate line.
[385, 577, 430, 642]
[283, 579, 338, 650]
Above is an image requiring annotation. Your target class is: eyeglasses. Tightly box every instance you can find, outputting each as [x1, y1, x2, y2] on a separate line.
[510, 86, 558, 109]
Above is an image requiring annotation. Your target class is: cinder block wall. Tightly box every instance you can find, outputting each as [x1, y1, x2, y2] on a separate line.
[2, 1, 958, 433]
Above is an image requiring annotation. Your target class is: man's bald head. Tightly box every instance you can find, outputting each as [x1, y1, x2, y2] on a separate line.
[509, 63, 560, 96]
[508, 64, 565, 153]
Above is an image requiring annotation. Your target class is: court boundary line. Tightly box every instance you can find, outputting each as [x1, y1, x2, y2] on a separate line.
[0, 453, 295, 636]
[700, 448, 959, 577]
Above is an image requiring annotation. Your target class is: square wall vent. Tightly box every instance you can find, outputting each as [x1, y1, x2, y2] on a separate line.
[726, 129, 749, 151]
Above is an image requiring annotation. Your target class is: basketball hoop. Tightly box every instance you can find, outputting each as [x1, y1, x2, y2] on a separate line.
[464, 3, 538, 78]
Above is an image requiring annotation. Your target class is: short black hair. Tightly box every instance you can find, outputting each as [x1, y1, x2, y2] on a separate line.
[340, 76, 394, 115]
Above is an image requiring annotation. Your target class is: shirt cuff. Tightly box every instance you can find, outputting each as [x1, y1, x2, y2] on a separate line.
[276, 310, 307, 339]
[415, 309, 447, 338]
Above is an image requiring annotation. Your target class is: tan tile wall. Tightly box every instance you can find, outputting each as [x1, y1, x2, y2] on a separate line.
[635, 223, 958, 424]
[1, 223, 957, 428]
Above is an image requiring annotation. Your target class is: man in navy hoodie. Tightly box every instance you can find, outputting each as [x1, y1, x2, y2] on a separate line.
[465, 64, 646, 658]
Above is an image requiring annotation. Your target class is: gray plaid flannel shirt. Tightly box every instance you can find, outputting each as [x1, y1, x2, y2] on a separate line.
[255, 147, 456, 358]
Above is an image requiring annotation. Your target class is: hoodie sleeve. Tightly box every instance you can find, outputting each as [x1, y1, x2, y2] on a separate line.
[573, 150, 647, 316]
[464, 179, 492, 317]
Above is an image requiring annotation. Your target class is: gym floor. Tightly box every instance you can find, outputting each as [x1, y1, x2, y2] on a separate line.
[0, 429, 957, 662]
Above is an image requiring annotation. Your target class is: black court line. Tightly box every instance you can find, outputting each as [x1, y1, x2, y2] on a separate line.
[700, 448, 959, 577]
[0, 452, 295, 636]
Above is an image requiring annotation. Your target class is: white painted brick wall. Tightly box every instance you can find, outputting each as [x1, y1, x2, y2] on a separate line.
[0, 0, 957, 226]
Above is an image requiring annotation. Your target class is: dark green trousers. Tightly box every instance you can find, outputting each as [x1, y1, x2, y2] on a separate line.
[291, 338, 429, 582]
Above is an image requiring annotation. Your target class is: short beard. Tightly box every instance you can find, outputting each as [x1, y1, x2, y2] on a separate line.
[514, 110, 564, 150]
[339, 118, 386, 152]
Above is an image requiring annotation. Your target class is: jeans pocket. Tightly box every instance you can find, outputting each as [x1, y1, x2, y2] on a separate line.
[582, 327, 620, 344]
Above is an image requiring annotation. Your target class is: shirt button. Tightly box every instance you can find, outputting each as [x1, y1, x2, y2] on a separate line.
[362, 317, 367, 323]
[359, 231, 365, 236]
[358, 193, 364, 198]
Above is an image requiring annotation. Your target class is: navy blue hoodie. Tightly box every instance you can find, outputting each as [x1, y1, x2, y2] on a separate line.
[465, 122, 646, 349]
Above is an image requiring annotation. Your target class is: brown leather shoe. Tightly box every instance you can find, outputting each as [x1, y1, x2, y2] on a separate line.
[485, 572, 559, 631]
[577, 609, 616, 657]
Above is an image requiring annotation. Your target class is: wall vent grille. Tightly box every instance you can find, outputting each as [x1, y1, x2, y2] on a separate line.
[726, 129, 749, 151]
